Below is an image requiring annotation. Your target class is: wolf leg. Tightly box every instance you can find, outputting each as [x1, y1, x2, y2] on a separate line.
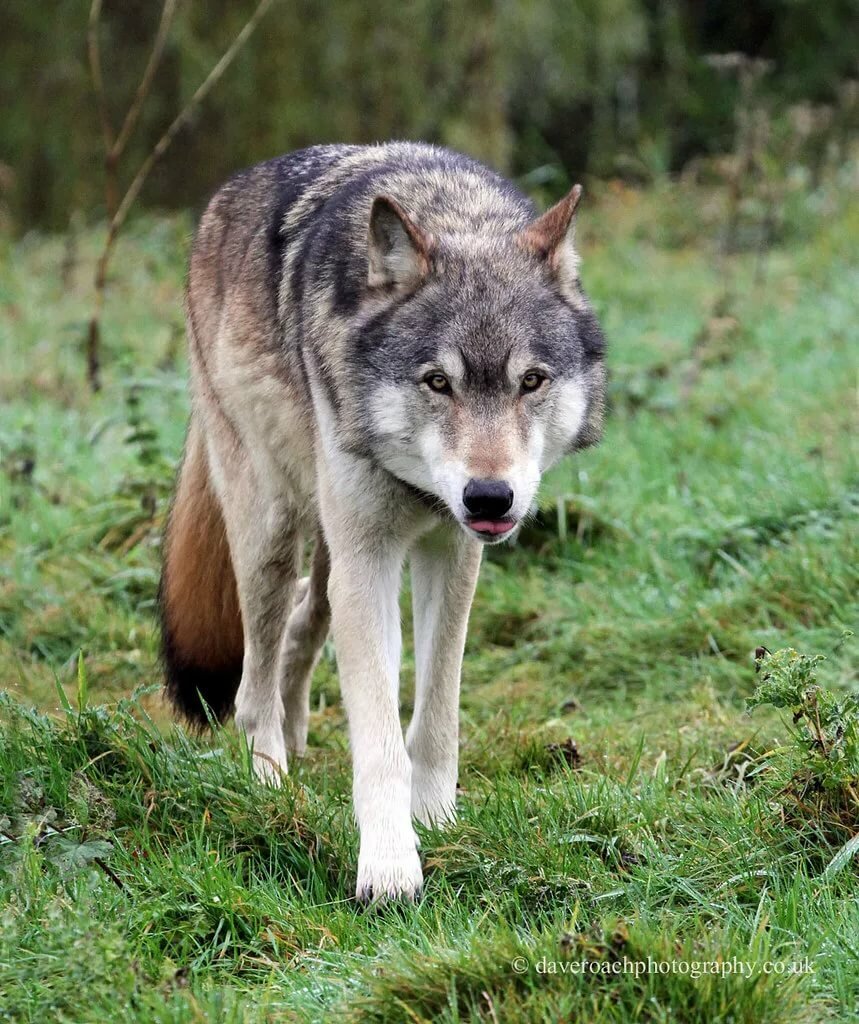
[277, 532, 331, 755]
[207, 437, 301, 783]
[318, 468, 422, 901]
[406, 526, 482, 825]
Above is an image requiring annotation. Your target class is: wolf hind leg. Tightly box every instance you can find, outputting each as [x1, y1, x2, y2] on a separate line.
[206, 432, 302, 784]
[278, 532, 331, 755]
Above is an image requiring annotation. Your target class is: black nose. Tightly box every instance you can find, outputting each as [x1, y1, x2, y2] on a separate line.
[463, 478, 514, 519]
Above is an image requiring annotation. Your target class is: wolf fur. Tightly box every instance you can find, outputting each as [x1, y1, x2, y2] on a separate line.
[160, 142, 606, 900]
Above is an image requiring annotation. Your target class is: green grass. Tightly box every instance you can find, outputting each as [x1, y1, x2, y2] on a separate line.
[0, 169, 857, 1021]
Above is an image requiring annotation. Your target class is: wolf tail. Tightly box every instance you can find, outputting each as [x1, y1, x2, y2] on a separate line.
[159, 417, 244, 726]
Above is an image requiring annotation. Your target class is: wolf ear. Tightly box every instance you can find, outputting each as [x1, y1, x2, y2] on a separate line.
[518, 184, 583, 300]
[367, 196, 433, 289]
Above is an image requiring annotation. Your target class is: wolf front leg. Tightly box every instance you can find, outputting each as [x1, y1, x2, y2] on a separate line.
[320, 476, 422, 902]
[407, 526, 482, 825]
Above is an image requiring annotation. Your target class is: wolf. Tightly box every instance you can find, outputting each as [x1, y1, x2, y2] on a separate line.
[159, 142, 606, 901]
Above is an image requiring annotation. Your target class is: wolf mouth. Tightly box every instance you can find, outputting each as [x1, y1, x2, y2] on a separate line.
[466, 516, 517, 539]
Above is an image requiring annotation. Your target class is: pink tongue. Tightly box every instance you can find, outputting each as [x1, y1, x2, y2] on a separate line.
[470, 519, 515, 535]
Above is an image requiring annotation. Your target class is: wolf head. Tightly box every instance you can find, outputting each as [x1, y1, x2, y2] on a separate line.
[356, 188, 606, 544]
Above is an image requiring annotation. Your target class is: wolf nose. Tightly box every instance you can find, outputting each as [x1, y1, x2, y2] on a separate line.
[463, 479, 514, 519]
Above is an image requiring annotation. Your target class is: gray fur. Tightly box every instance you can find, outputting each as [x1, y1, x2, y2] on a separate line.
[166, 142, 607, 901]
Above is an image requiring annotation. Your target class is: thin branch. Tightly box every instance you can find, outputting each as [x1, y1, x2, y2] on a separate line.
[111, 0, 180, 160]
[109, 0, 277, 238]
[94, 855, 127, 891]
[85, 0, 277, 390]
[87, 0, 114, 154]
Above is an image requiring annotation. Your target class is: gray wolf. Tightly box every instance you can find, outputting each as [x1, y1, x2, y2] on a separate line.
[159, 142, 606, 901]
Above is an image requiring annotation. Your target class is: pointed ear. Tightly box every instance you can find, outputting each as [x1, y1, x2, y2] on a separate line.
[367, 196, 434, 289]
[518, 184, 583, 298]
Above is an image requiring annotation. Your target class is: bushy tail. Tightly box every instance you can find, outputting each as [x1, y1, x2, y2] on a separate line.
[159, 418, 243, 726]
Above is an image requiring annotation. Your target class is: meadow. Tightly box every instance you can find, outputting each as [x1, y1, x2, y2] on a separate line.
[0, 166, 856, 1022]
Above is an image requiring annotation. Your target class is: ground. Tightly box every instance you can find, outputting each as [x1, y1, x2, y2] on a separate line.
[0, 171, 856, 1022]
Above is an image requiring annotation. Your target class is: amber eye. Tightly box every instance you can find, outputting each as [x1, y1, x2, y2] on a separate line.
[425, 372, 451, 394]
[521, 371, 546, 393]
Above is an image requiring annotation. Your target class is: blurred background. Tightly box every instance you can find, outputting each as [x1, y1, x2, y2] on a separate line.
[2, 0, 857, 231]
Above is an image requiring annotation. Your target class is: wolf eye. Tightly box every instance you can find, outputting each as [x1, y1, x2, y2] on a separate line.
[521, 371, 547, 393]
[424, 372, 451, 394]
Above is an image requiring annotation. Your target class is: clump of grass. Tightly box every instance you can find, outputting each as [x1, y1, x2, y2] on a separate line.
[517, 735, 583, 774]
[0, 685, 344, 899]
[748, 637, 859, 836]
[0, 425, 37, 506]
[511, 493, 630, 555]
[337, 916, 817, 1024]
[680, 487, 859, 577]
[0, 872, 261, 1023]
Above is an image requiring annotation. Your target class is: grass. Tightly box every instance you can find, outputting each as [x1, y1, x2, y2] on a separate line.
[0, 165, 857, 1021]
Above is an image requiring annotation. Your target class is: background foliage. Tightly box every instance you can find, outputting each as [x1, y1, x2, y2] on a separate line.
[2, 0, 858, 229]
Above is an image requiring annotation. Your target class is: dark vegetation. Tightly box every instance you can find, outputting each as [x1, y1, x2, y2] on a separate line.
[2, 1, 858, 230]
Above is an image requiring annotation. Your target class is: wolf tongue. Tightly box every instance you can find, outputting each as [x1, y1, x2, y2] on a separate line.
[470, 519, 515, 535]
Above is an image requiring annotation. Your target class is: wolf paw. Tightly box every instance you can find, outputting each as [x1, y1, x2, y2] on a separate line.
[355, 842, 423, 903]
[410, 765, 458, 827]
[251, 748, 287, 786]
[241, 729, 288, 786]
[282, 713, 309, 758]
